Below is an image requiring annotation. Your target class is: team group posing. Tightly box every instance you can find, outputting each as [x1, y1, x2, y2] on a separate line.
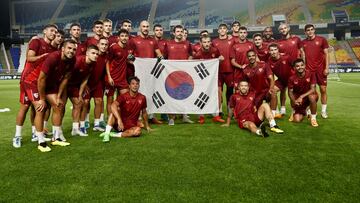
[12, 18, 330, 152]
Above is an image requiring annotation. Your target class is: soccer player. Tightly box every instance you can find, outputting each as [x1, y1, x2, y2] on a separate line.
[153, 24, 167, 57]
[68, 45, 99, 136]
[262, 26, 275, 43]
[69, 23, 81, 44]
[300, 24, 330, 118]
[230, 26, 255, 87]
[183, 28, 189, 41]
[222, 80, 284, 136]
[102, 18, 118, 45]
[79, 20, 103, 55]
[288, 59, 319, 127]
[105, 29, 131, 118]
[100, 76, 152, 142]
[13, 24, 57, 148]
[243, 50, 275, 108]
[120, 19, 135, 78]
[165, 25, 194, 125]
[212, 23, 235, 114]
[23, 40, 77, 152]
[253, 33, 269, 62]
[84, 37, 109, 132]
[277, 23, 301, 63]
[230, 21, 241, 43]
[193, 35, 225, 124]
[128, 20, 163, 124]
[268, 43, 293, 117]
[192, 30, 209, 56]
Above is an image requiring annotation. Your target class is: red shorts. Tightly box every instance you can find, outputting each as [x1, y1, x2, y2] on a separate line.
[67, 86, 81, 98]
[89, 82, 104, 99]
[237, 112, 263, 129]
[292, 93, 318, 115]
[218, 73, 234, 88]
[23, 83, 40, 102]
[275, 79, 288, 91]
[105, 83, 128, 97]
[313, 70, 327, 86]
[254, 89, 270, 108]
[45, 88, 59, 95]
[19, 82, 31, 105]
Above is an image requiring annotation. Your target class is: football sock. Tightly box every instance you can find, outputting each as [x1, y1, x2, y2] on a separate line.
[269, 119, 276, 128]
[272, 110, 276, 117]
[110, 132, 122, 137]
[311, 114, 317, 120]
[53, 126, 61, 140]
[94, 119, 100, 126]
[72, 122, 79, 130]
[36, 131, 45, 144]
[281, 106, 286, 114]
[100, 113, 104, 121]
[15, 125, 22, 137]
[322, 104, 327, 113]
[105, 125, 112, 133]
[80, 121, 85, 128]
[32, 125, 36, 134]
[256, 129, 262, 136]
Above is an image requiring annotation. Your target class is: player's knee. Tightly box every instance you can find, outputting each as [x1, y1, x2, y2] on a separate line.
[293, 114, 303, 122]
[94, 98, 102, 105]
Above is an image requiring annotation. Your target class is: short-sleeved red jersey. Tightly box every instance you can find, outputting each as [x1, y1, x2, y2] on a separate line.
[288, 70, 316, 96]
[116, 92, 147, 129]
[243, 61, 273, 93]
[165, 40, 192, 60]
[128, 35, 158, 58]
[212, 37, 235, 73]
[301, 35, 329, 72]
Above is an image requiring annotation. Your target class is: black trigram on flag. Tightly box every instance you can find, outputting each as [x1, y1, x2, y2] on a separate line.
[152, 91, 165, 108]
[194, 92, 209, 110]
[150, 62, 165, 78]
[194, 63, 210, 80]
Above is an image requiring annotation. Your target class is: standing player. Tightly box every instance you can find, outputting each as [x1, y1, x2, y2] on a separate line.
[165, 25, 194, 125]
[193, 35, 225, 124]
[268, 43, 293, 117]
[222, 80, 284, 136]
[243, 50, 275, 108]
[13, 24, 57, 148]
[105, 29, 131, 117]
[212, 23, 235, 114]
[23, 40, 77, 152]
[120, 19, 135, 78]
[128, 20, 163, 124]
[230, 26, 254, 87]
[300, 24, 330, 118]
[68, 45, 99, 136]
[103, 18, 118, 45]
[277, 23, 301, 63]
[288, 59, 319, 127]
[253, 33, 269, 62]
[262, 27, 275, 43]
[230, 21, 241, 43]
[153, 24, 167, 57]
[191, 30, 209, 56]
[69, 23, 82, 44]
[183, 28, 189, 41]
[79, 20, 103, 55]
[100, 76, 152, 142]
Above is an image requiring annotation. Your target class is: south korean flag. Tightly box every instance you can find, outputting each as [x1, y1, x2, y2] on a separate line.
[134, 58, 219, 114]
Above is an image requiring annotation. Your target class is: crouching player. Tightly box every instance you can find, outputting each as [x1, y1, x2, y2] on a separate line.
[288, 59, 319, 127]
[100, 76, 152, 142]
[222, 80, 284, 137]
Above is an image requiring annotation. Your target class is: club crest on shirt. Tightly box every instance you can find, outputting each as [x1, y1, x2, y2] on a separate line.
[212, 54, 215, 57]
[291, 40, 296, 44]
[150, 41, 154, 45]
[183, 45, 187, 49]
[306, 78, 310, 82]
[228, 41, 232, 45]
[250, 97, 253, 100]
[258, 68, 263, 72]
[126, 100, 130, 104]
[294, 80, 298, 85]
[282, 60, 286, 65]
[138, 100, 142, 104]
[315, 41, 320, 45]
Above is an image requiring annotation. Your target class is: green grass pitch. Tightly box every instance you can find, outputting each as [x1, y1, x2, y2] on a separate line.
[0, 73, 359, 202]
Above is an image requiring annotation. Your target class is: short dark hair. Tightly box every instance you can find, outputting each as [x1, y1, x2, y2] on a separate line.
[304, 24, 315, 31]
[61, 39, 77, 48]
[103, 18, 112, 24]
[200, 34, 211, 42]
[239, 26, 247, 31]
[200, 30, 208, 36]
[93, 20, 103, 27]
[252, 33, 262, 39]
[246, 49, 256, 56]
[173, 25, 183, 33]
[268, 43, 279, 49]
[70, 23, 81, 29]
[43, 24, 58, 30]
[121, 19, 132, 26]
[153, 24, 162, 30]
[292, 58, 305, 67]
[127, 76, 140, 84]
[87, 45, 99, 52]
[231, 21, 241, 27]
[117, 28, 129, 36]
[57, 30, 65, 36]
[218, 23, 228, 29]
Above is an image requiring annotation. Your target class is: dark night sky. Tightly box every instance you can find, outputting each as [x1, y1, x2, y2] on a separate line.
[0, 0, 10, 37]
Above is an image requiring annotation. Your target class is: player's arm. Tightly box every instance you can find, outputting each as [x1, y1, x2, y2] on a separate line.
[155, 49, 163, 58]
[27, 50, 48, 62]
[324, 48, 329, 75]
[78, 75, 90, 102]
[141, 108, 152, 131]
[268, 74, 275, 94]
[288, 88, 297, 105]
[222, 107, 234, 127]
[300, 47, 306, 64]
[56, 72, 71, 107]
[36, 71, 47, 112]
[111, 100, 124, 131]
[299, 84, 316, 100]
[231, 58, 245, 69]
[106, 61, 114, 86]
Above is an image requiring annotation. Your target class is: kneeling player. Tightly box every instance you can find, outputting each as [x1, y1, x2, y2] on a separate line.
[100, 76, 152, 142]
[288, 59, 319, 127]
[222, 80, 284, 137]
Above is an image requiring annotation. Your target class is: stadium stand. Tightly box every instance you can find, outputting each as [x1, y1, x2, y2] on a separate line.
[9, 47, 20, 70]
[106, 3, 152, 28]
[328, 39, 356, 67]
[348, 39, 360, 60]
[14, 0, 61, 25]
[307, 0, 360, 22]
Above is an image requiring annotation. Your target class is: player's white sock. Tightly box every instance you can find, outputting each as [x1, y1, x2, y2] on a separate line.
[272, 110, 276, 117]
[80, 121, 85, 128]
[31, 125, 36, 134]
[43, 121, 48, 129]
[94, 119, 100, 126]
[100, 113, 104, 121]
[269, 119, 276, 128]
[85, 113, 89, 122]
[72, 122, 79, 130]
[105, 125, 112, 133]
[311, 114, 317, 120]
[255, 129, 262, 136]
[276, 106, 280, 114]
[110, 132, 122, 137]
[15, 125, 23, 137]
[53, 126, 61, 140]
[52, 126, 55, 134]
[36, 131, 45, 144]
[280, 106, 286, 114]
[321, 104, 327, 113]
[148, 114, 154, 119]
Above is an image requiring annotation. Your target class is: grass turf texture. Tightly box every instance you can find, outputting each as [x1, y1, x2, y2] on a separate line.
[0, 73, 359, 202]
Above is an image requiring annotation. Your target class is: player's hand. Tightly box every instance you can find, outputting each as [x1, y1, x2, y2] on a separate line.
[219, 55, 225, 61]
[157, 55, 164, 62]
[241, 64, 246, 69]
[35, 100, 47, 112]
[117, 120, 124, 131]
[78, 96, 84, 104]
[295, 97, 303, 105]
[269, 88, 276, 95]
[221, 123, 230, 127]
[323, 68, 329, 76]
[108, 77, 114, 86]
[127, 54, 135, 61]
[40, 53, 49, 59]
[56, 97, 64, 107]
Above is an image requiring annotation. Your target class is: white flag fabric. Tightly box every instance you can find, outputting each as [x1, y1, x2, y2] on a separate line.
[134, 58, 219, 114]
